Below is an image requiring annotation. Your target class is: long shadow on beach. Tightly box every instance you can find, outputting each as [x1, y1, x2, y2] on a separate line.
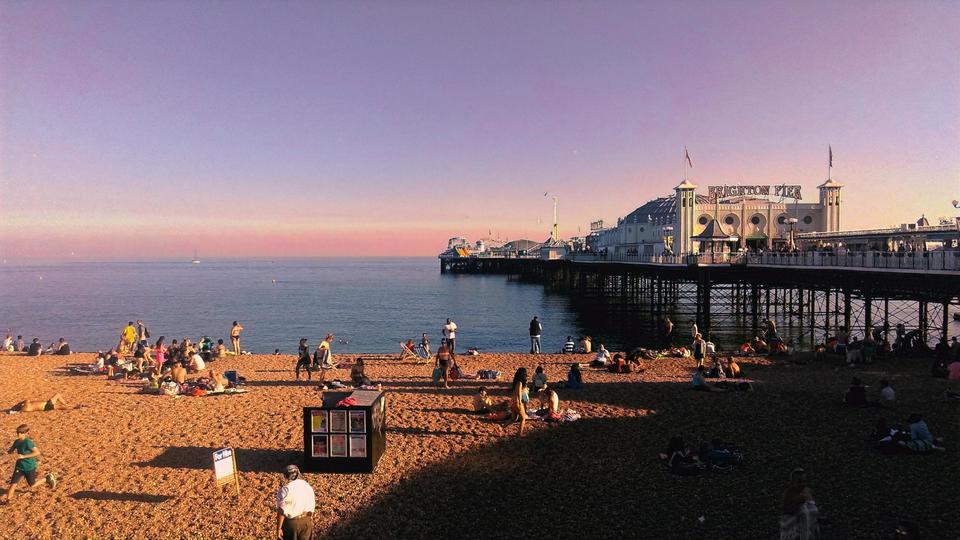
[322, 362, 957, 540]
[69, 490, 175, 503]
[134, 446, 300, 473]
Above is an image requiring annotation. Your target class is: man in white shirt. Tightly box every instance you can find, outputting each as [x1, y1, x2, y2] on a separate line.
[275, 465, 315, 540]
[879, 379, 896, 405]
[443, 319, 458, 353]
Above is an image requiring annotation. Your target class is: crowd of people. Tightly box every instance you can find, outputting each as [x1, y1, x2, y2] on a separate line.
[3, 334, 71, 356]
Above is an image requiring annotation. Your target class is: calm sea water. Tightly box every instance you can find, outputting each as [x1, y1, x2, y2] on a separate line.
[0, 258, 592, 354]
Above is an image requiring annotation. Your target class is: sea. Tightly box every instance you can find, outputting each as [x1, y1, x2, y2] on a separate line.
[0, 258, 593, 354]
[3, 257, 955, 355]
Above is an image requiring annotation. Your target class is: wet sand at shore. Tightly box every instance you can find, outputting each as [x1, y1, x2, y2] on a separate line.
[0, 350, 955, 539]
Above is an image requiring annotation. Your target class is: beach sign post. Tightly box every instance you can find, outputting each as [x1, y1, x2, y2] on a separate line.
[212, 447, 240, 495]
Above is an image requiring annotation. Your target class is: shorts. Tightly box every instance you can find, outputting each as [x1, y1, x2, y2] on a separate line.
[11, 469, 37, 485]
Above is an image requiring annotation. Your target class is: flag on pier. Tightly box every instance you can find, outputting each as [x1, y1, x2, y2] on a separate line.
[829, 145, 833, 168]
[684, 147, 693, 168]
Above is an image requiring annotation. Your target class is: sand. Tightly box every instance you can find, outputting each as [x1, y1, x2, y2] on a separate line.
[0, 349, 955, 539]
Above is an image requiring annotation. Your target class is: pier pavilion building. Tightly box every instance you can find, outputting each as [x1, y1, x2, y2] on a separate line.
[589, 179, 843, 255]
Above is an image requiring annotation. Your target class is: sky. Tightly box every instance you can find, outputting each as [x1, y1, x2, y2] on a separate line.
[1, 0, 958, 260]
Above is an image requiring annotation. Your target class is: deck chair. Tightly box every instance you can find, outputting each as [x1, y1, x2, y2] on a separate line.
[414, 344, 432, 362]
[398, 342, 418, 362]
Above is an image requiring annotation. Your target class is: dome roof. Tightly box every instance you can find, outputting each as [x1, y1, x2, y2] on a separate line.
[622, 195, 712, 224]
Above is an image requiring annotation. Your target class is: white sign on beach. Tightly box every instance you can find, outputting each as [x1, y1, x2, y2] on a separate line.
[212, 447, 240, 494]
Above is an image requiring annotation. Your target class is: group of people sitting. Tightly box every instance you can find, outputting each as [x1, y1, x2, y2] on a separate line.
[3, 335, 71, 356]
[691, 358, 747, 392]
[843, 377, 897, 407]
[562, 335, 593, 354]
[874, 413, 946, 453]
[476, 366, 571, 436]
[661, 435, 744, 475]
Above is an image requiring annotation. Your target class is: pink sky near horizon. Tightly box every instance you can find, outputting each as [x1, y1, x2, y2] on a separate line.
[1, 1, 958, 260]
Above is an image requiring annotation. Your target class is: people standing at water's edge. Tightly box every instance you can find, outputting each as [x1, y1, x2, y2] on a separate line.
[274, 464, 315, 540]
[120, 321, 137, 354]
[529, 316, 542, 354]
[442, 319, 458, 353]
[231, 321, 244, 355]
[6, 424, 56, 503]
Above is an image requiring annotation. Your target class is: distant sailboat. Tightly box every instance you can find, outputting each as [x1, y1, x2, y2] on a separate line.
[191, 250, 200, 264]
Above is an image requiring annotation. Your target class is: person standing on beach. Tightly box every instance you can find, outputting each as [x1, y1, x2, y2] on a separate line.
[136, 320, 150, 347]
[663, 317, 674, 347]
[6, 424, 55, 503]
[274, 464, 315, 540]
[231, 321, 244, 355]
[295, 339, 311, 380]
[529, 316, 542, 354]
[315, 334, 336, 390]
[693, 333, 707, 369]
[120, 321, 137, 354]
[420, 333, 431, 357]
[443, 318, 458, 353]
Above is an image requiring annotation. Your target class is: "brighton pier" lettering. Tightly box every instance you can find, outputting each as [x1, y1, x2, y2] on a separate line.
[707, 184, 802, 201]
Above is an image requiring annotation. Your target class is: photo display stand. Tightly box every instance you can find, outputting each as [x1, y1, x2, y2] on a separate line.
[302, 390, 387, 473]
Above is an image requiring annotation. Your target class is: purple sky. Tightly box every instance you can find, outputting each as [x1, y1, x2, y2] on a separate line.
[1, 0, 958, 259]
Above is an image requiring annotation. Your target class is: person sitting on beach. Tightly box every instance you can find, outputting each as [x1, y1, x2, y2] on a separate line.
[9, 394, 78, 413]
[692, 366, 724, 392]
[538, 386, 561, 421]
[170, 364, 187, 385]
[779, 467, 821, 539]
[607, 353, 627, 373]
[727, 358, 743, 378]
[188, 352, 205, 373]
[565, 363, 583, 389]
[663, 436, 700, 475]
[563, 336, 575, 354]
[26, 339, 42, 357]
[750, 336, 769, 354]
[51, 338, 70, 356]
[473, 387, 493, 414]
[351, 358, 373, 387]
[2, 335, 12, 352]
[844, 377, 870, 407]
[209, 369, 228, 393]
[295, 339, 312, 380]
[879, 379, 896, 405]
[898, 413, 945, 451]
[580, 336, 592, 354]
[14, 336, 24, 352]
[590, 345, 611, 368]
[504, 368, 528, 436]
[531, 366, 548, 392]
[214, 339, 228, 358]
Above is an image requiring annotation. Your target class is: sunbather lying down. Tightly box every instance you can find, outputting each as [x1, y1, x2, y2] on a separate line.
[9, 394, 79, 413]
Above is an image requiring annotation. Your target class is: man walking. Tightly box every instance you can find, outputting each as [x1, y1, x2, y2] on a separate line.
[442, 318, 458, 353]
[529, 316, 542, 354]
[274, 464, 315, 540]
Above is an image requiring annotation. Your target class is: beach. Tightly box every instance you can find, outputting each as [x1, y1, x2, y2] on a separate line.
[0, 350, 956, 539]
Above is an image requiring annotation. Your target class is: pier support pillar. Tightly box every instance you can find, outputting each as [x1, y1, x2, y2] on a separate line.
[864, 293, 873, 336]
[943, 302, 951, 342]
[843, 291, 852, 331]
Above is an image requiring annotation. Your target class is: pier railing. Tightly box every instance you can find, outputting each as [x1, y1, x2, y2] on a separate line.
[744, 251, 960, 272]
[565, 250, 960, 272]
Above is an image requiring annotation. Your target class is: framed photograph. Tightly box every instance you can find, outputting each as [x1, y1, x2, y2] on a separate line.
[311, 435, 328, 458]
[329, 434, 348, 457]
[310, 410, 327, 433]
[329, 410, 347, 433]
[349, 435, 367, 458]
[349, 411, 366, 433]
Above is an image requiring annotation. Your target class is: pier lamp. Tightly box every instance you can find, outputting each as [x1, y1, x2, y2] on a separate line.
[787, 217, 799, 250]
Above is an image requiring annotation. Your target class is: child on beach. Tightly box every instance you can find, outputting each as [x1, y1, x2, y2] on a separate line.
[473, 387, 493, 414]
[6, 425, 56, 503]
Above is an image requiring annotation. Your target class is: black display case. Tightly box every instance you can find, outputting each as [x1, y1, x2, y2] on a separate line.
[301, 390, 387, 473]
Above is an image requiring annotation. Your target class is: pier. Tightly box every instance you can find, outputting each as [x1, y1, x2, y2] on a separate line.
[439, 252, 960, 348]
